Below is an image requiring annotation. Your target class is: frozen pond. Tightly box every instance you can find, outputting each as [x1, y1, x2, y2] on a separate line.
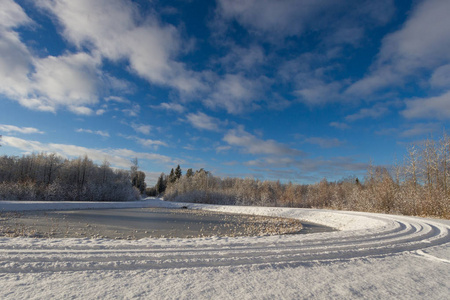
[0, 207, 335, 239]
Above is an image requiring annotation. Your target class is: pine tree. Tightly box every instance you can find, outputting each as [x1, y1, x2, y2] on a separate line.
[186, 168, 193, 178]
[168, 168, 176, 184]
[156, 173, 166, 195]
[134, 171, 146, 194]
[175, 165, 182, 180]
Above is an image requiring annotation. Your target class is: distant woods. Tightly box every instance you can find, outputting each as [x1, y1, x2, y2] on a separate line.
[0, 154, 140, 201]
[2, 133, 450, 218]
[145, 165, 195, 197]
[163, 134, 450, 219]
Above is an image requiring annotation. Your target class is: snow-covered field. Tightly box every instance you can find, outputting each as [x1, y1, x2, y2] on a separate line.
[1, 198, 449, 299]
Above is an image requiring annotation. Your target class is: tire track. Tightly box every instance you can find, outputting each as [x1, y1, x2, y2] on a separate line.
[0, 207, 449, 274]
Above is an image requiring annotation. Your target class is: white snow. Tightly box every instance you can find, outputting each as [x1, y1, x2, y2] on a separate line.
[1, 198, 449, 299]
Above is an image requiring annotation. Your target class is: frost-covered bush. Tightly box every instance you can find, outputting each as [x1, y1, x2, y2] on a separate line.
[0, 153, 139, 202]
[163, 133, 450, 218]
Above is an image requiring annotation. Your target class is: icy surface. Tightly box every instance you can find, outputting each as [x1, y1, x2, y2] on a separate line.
[1, 198, 449, 299]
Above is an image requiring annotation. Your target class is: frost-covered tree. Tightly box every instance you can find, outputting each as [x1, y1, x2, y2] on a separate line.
[0, 153, 138, 202]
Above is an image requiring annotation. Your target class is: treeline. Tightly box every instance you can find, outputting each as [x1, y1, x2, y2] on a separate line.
[163, 134, 450, 218]
[145, 165, 193, 196]
[0, 153, 140, 201]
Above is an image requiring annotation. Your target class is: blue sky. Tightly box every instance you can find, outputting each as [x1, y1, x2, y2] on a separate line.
[1, 0, 450, 185]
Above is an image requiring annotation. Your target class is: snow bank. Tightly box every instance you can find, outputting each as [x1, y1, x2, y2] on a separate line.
[1, 198, 449, 299]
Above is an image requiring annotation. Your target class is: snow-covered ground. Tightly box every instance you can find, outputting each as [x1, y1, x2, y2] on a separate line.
[1, 198, 449, 299]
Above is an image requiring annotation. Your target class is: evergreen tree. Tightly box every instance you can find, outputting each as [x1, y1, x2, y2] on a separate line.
[155, 173, 166, 195]
[132, 171, 146, 194]
[175, 165, 182, 180]
[168, 168, 176, 184]
[186, 168, 193, 178]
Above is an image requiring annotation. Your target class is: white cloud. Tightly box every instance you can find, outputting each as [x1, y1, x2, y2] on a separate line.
[130, 123, 152, 135]
[216, 145, 231, 153]
[216, 0, 394, 44]
[37, 0, 204, 94]
[0, 11, 104, 115]
[69, 106, 94, 116]
[108, 148, 177, 165]
[133, 137, 168, 148]
[105, 96, 131, 104]
[142, 171, 163, 186]
[430, 64, 450, 89]
[294, 81, 342, 106]
[1, 135, 48, 153]
[245, 156, 367, 180]
[186, 112, 224, 131]
[17, 97, 56, 113]
[216, 0, 335, 38]
[223, 126, 302, 156]
[151, 102, 185, 113]
[0, 124, 44, 134]
[119, 134, 168, 149]
[204, 74, 265, 114]
[75, 128, 109, 138]
[402, 91, 450, 120]
[345, 105, 389, 122]
[31, 52, 101, 109]
[96, 109, 106, 115]
[0, 0, 33, 29]
[278, 54, 345, 106]
[122, 103, 141, 117]
[0, 0, 112, 115]
[212, 1, 396, 107]
[183, 144, 196, 151]
[2, 135, 175, 168]
[218, 45, 266, 72]
[347, 0, 450, 96]
[400, 123, 439, 138]
[0, 30, 33, 100]
[246, 157, 296, 167]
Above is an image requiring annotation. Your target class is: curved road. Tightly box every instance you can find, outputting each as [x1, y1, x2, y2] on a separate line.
[0, 199, 449, 299]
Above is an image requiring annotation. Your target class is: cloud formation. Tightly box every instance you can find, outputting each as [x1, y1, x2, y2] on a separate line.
[345, 105, 389, 122]
[402, 91, 450, 120]
[204, 74, 267, 114]
[151, 102, 185, 113]
[186, 112, 224, 131]
[76, 128, 109, 138]
[223, 127, 302, 156]
[0, 124, 44, 134]
[37, 0, 204, 94]
[0, 6, 103, 114]
[2, 135, 175, 168]
[347, 0, 450, 96]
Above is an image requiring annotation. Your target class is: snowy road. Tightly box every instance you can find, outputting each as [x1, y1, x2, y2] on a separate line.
[1, 199, 449, 299]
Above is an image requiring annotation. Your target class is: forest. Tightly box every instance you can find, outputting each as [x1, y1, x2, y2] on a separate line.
[1, 133, 450, 218]
[162, 134, 450, 219]
[0, 153, 141, 202]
